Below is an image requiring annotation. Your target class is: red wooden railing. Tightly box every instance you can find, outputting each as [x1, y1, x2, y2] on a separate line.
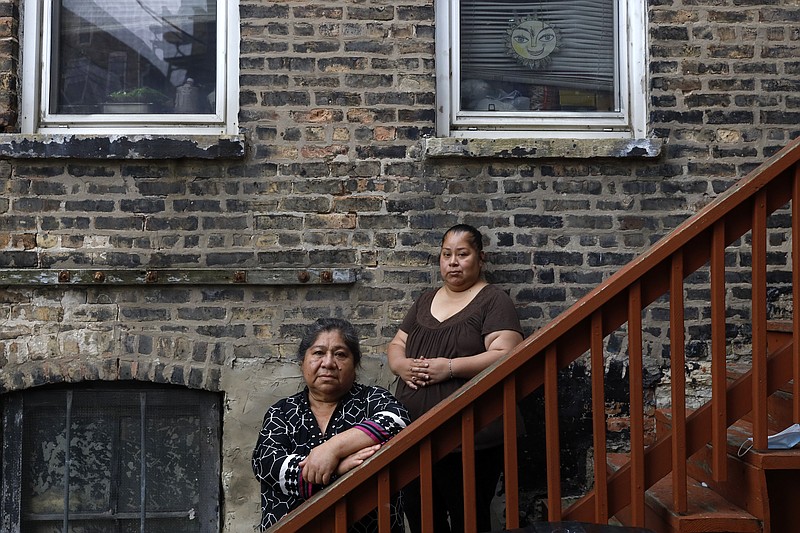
[270, 136, 800, 532]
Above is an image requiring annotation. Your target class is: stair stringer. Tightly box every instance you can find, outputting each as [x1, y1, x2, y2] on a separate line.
[563, 337, 795, 526]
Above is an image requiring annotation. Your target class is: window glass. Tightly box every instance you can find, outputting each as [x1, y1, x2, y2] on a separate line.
[459, 0, 616, 114]
[51, 0, 217, 116]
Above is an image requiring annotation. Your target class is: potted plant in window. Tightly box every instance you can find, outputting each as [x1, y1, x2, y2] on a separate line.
[103, 87, 171, 114]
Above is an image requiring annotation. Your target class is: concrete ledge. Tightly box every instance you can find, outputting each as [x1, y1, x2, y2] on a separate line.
[420, 137, 664, 159]
[0, 268, 358, 286]
[0, 134, 246, 160]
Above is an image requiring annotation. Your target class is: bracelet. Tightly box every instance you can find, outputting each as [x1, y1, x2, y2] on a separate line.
[448, 359, 453, 380]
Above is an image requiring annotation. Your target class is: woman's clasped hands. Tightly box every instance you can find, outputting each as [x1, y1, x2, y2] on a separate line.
[402, 357, 452, 390]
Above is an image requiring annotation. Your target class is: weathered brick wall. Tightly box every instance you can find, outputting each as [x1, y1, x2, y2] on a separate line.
[0, 0, 798, 530]
[647, 0, 799, 410]
[0, 2, 16, 131]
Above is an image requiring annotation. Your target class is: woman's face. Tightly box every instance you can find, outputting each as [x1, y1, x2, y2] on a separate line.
[302, 329, 356, 401]
[439, 231, 483, 292]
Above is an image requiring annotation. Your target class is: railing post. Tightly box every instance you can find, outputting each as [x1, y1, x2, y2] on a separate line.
[590, 311, 608, 524]
[793, 165, 800, 422]
[711, 221, 728, 481]
[752, 190, 768, 449]
[420, 438, 434, 533]
[670, 251, 688, 514]
[503, 377, 521, 529]
[628, 282, 646, 526]
[377, 469, 391, 532]
[545, 344, 562, 520]
[462, 405, 477, 533]
[335, 499, 348, 533]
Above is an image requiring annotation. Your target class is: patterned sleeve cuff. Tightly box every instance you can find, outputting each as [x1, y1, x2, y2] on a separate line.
[280, 454, 305, 496]
[298, 469, 316, 500]
[354, 420, 388, 443]
[355, 410, 408, 443]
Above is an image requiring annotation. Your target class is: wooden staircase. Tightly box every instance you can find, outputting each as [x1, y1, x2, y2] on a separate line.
[610, 323, 800, 533]
[270, 138, 800, 533]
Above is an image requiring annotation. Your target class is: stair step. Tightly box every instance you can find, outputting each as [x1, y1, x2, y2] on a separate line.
[652, 415, 800, 533]
[655, 409, 800, 468]
[766, 319, 793, 353]
[722, 418, 800, 469]
[650, 411, 800, 530]
[607, 454, 762, 533]
[631, 329, 797, 533]
[642, 473, 762, 533]
[657, 385, 795, 436]
[766, 319, 793, 333]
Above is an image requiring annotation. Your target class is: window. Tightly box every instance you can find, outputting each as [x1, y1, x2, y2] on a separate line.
[435, 0, 647, 139]
[21, 0, 239, 135]
[1, 384, 221, 532]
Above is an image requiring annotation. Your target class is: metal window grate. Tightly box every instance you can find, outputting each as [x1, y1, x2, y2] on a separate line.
[7, 384, 221, 533]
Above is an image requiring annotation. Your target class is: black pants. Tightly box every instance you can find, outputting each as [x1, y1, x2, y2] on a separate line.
[403, 446, 503, 533]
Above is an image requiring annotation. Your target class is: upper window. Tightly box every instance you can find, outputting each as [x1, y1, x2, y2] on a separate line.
[21, 0, 239, 135]
[435, 0, 647, 139]
[1, 383, 221, 533]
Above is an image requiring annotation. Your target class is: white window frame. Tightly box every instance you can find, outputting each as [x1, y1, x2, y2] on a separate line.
[435, 0, 647, 139]
[20, 0, 239, 135]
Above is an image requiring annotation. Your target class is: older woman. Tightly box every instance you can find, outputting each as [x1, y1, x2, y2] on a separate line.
[253, 318, 410, 532]
[388, 224, 524, 533]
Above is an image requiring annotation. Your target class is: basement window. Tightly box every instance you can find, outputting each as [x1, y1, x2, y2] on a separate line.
[1, 384, 221, 532]
[20, 0, 239, 135]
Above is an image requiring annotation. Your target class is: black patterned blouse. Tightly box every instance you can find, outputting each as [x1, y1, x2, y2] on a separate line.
[252, 382, 410, 531]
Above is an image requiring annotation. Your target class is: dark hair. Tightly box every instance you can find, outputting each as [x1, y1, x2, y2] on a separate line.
[296, 318, 362, 367]
[442, 224, 484, 253]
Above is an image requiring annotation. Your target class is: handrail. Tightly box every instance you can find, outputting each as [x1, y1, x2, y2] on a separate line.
[270, 136, 800, 532]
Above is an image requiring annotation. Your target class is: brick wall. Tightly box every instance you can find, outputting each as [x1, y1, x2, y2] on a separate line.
[0, 0, 798, 530]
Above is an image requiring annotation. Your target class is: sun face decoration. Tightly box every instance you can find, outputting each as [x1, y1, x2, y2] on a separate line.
[505, 17, 560, 69]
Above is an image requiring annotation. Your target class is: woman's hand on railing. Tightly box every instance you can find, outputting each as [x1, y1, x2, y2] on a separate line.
[300, 441, 340, 485]
[336, 443, 381, 475]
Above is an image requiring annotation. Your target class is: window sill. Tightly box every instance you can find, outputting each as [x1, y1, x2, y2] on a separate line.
[419, 137, 664, 159]
[0, 134, 246, 160]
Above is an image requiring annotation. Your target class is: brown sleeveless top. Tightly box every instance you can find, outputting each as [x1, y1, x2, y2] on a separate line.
[394, 284, 522, 448]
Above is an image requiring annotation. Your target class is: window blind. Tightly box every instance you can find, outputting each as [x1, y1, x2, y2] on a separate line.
[460, 0, 615, 91]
